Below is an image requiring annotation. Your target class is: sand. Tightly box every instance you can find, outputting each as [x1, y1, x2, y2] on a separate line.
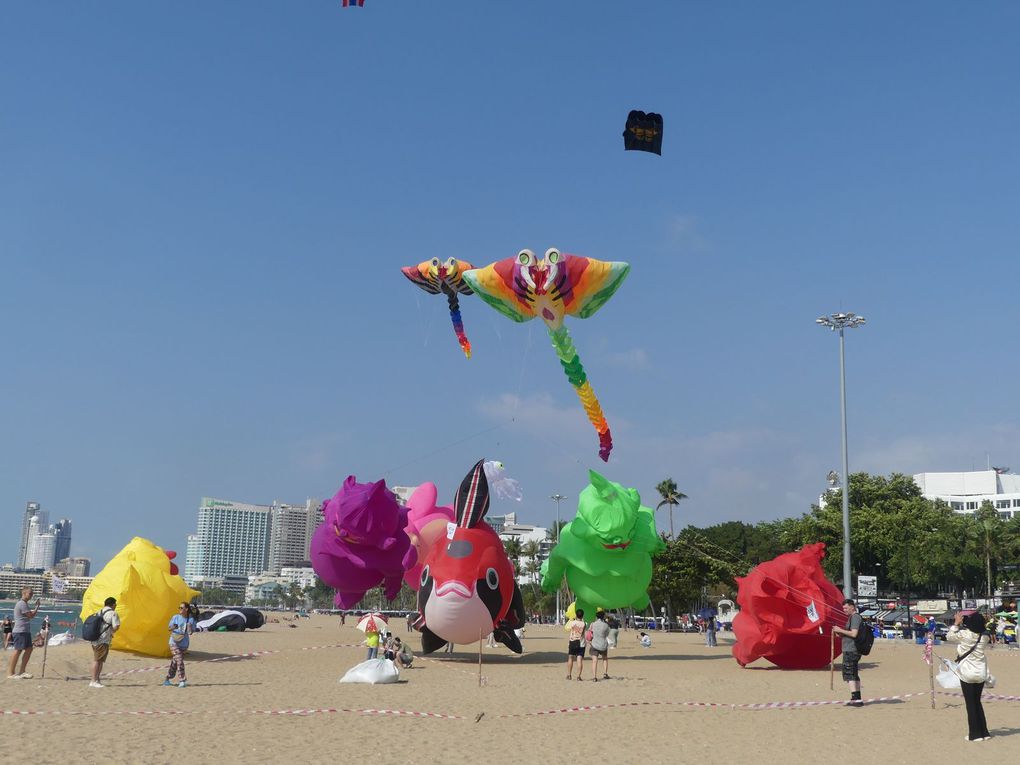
[2, 617, 1018, 763]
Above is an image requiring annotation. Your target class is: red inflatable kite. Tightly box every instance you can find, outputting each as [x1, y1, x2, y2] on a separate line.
[731, 543, 845, 669]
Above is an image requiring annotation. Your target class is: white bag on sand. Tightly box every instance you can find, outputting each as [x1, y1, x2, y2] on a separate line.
[339, 659, 400, 684]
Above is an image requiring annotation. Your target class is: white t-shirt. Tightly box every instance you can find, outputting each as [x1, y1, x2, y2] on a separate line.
[92, 607, 121, 646]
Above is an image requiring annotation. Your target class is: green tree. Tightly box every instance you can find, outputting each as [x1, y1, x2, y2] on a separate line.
[655, 478, 688, 538]
[502, 537, 523, 573]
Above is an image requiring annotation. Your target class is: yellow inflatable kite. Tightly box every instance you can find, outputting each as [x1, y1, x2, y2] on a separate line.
[81, 537, 199, 657]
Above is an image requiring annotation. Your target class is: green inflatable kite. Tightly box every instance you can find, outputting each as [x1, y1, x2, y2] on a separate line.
[540, 471, 665, 623]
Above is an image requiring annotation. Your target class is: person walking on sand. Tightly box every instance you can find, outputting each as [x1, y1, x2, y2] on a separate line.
[948, 611, 992, 742]
[589, 610, 611, 681]
[831, 598, 864, 707]
[90, 597, 120, 688]
[606, 612, 620, 648]
[565, 608, 586, 680]
[163, 602, 195, 688]
[7, 587, 40, 679]
[2, 616, 12, 650]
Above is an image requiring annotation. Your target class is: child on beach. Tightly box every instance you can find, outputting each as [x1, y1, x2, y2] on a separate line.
[637, 632, 651, 648]
[164, 602, 195, 688]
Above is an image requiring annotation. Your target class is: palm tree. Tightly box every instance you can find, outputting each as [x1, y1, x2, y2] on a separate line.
[655, 478, 688, 538]
[503, 537, 523, 573]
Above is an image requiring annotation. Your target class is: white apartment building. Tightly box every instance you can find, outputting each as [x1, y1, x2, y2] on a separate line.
[24, 516, 57, 571]
[914, 470, 1020, 519]
[185, 496, 323, 585]
[184, 497, 273, 584]
[267, 499, 322, 574]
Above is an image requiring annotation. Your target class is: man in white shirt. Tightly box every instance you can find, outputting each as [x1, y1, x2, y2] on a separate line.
[90, 597, 121, 689]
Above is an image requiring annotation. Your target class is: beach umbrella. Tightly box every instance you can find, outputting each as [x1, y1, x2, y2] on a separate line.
[356, 613, 389, 633]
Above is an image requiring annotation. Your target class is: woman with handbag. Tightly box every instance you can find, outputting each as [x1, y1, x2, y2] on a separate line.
[947, 611, 992, 742]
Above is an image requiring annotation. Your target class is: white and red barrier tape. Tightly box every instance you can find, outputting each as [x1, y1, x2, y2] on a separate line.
[12, 690, 997, 720]
[70, 643, 362, 680]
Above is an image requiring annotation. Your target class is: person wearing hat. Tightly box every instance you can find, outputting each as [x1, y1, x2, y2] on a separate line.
[948, 611, 992, 742]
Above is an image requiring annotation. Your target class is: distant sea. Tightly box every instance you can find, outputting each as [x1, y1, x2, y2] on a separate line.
[0, 600, 84, 638]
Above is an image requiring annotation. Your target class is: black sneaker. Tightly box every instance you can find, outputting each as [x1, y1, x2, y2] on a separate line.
[846, 700, 864, 707]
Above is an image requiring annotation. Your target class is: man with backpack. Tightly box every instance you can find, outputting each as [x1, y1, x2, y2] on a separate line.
[831, 598, 867, 707]
[86, 597, 120, 688]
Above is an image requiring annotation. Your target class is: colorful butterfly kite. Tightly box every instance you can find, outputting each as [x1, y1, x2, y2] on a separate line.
[402, 257, 476, 359]
[464, 249, 630, 461]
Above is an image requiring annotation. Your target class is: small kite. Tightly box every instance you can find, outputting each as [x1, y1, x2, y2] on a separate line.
[341, 0, 365, 6]
[483, 460, 523, 502]
[623, 110, 663, 155]
[402, 257, 476, 358]
[464, 249, 629, 461]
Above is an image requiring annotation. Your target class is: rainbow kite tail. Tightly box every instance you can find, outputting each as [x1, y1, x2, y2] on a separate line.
[445, 291, 472, 359]
[548, 325, 613, 461]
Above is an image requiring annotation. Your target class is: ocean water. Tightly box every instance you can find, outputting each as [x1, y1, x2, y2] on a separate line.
[0, 600, 83, 638]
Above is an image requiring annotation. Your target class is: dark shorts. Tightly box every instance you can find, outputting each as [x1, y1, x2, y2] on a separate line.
[841, 652, 860, 682]
[591, 648, 608, 658]
[12, 632, 32, 651]
[568, 640, 586, 657]
[92, 643, 110, 662]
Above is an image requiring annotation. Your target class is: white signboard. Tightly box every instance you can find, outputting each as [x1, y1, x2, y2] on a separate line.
[917, 599, 948, 614]
[857, 575, 877, 597]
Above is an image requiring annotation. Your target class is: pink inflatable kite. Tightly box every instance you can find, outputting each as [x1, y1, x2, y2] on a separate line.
[310, 476, 416, 609]
[402, 482, 455, 590]
[731, 542, 845, 669]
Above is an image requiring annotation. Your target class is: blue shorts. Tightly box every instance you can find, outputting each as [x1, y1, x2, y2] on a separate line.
[12, 632, 32, 651]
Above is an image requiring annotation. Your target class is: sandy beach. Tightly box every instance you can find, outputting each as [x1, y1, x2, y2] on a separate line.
[2, 617, 1018, 763]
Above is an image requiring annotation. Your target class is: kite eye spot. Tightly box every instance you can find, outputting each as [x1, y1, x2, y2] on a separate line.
[485, 568, 499, 590]
[516, 249, 533, 266]
[430, 258, 440, 267]
[445, 257, 458, 269]
[545, 248, 561, 264]
[421, 565, 430, 587]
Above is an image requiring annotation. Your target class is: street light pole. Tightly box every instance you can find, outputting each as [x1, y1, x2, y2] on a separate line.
[816, 312, 866, 600]
[550, 493, 567, 625]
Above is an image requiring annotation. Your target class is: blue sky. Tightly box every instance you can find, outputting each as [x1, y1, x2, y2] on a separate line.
[3, 2, 1019, 568]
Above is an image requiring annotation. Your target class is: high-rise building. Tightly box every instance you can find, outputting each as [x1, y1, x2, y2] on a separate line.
[25, 516, 57, 571]
[183, 497, 272, 585]
[18, 502, 44, 570]
[267, 499, 322, 574]
[53, 519, 72, 562]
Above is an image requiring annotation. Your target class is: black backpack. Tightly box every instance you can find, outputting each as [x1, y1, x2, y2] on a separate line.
[82, 608, 108, 642]
[853, 619, 875, 656]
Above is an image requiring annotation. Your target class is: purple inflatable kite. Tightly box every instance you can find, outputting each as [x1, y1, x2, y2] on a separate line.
[310, 476, 416, 609]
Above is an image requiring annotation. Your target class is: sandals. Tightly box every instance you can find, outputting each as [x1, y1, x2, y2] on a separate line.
[603, 674, 610, 679]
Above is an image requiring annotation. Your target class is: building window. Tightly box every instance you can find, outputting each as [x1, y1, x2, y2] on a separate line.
[999, 511, 1012, 520]
[997, 500, 1011, 509]
[951, 502, 964, 511]
[966, 502, 978, 510]
[1013, 499, 1020, 508]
